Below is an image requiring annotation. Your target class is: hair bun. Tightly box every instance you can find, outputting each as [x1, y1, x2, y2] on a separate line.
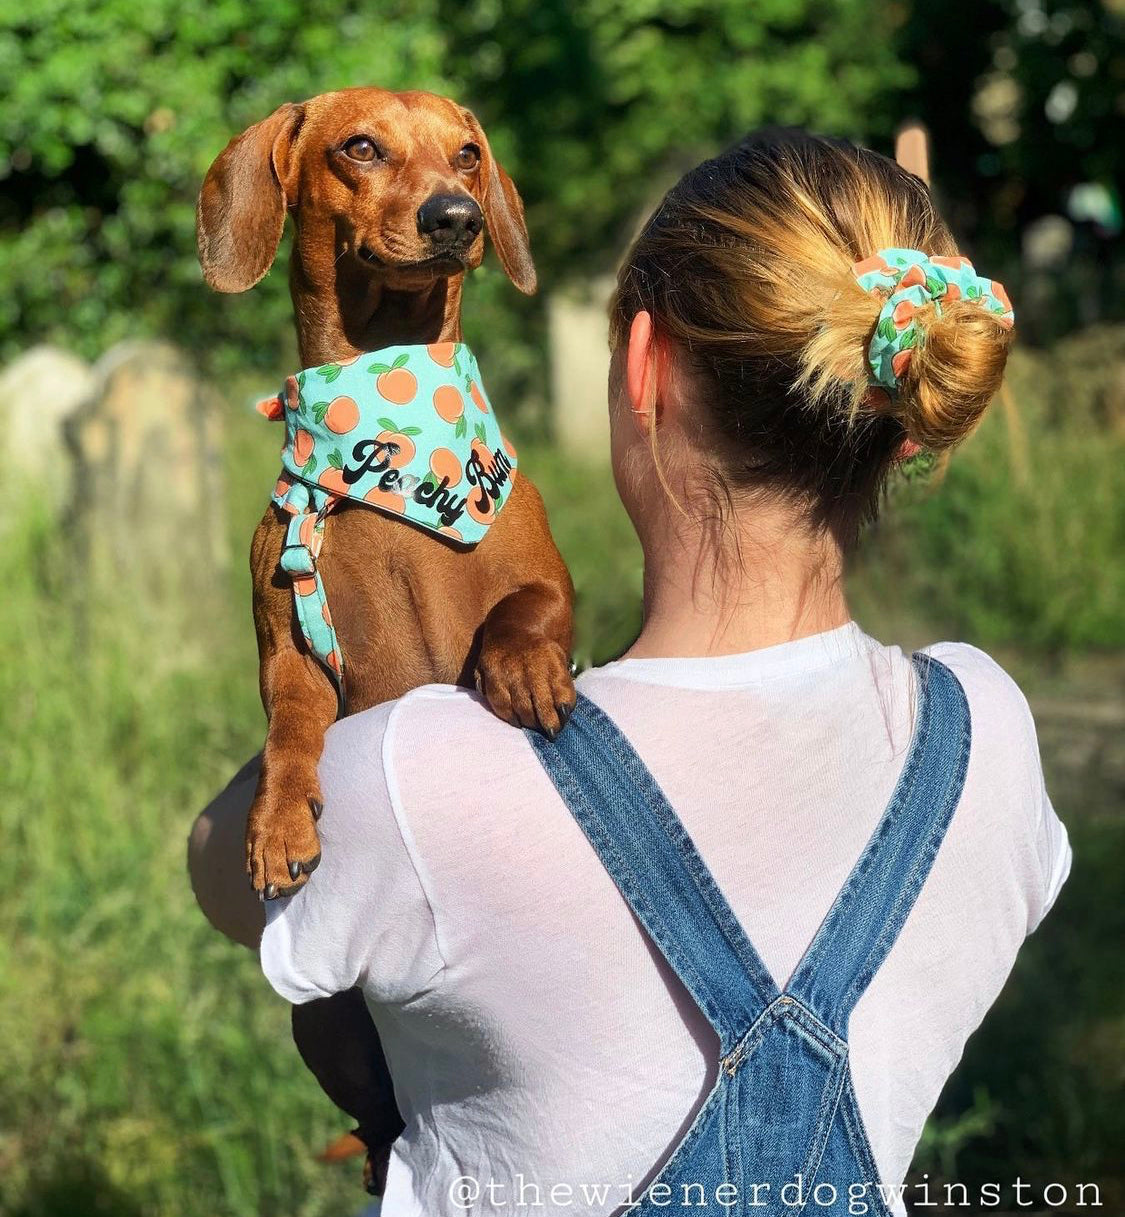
[895, 297, 1014, 449]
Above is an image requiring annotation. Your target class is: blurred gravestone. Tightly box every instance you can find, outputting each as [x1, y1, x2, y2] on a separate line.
[66, 340, 228, 608]
[548, 276, 615, 462]
[0, 345, 95, 521]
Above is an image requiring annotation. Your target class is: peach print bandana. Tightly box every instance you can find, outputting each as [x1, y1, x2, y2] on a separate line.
[256, 343, 518, 707]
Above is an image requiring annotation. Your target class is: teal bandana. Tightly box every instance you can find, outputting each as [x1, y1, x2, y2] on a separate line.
[256, 342, 518, 707]
[852, 248, 1014, 393]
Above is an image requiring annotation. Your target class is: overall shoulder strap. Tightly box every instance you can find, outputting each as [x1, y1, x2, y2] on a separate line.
[785, 652, 972, 1036]
[526, 697, 779, 1054]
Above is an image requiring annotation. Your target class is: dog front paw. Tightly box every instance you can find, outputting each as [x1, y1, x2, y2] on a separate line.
[246, 782, 324, 899]
[475, 634, 576, 738]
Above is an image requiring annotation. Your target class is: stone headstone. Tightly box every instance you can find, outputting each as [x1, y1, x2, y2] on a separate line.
[548, 276, 615, 462]
[66, 340, 228, 606]
[0, 344, 95, 517]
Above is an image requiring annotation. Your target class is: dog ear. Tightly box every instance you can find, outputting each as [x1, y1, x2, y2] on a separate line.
[197, 102, 305, 293]
[463, 110, 536, 295]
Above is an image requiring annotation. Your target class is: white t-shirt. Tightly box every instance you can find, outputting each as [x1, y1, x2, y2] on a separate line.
[261, 624, 1070, 1217]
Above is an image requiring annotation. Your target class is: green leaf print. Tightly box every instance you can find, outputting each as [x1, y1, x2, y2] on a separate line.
[899, 328, 918, 349]
[474, 422, 487, 442]
[878, 318, 896, 342]
[297, 371, 307, 390]
[368, 363, 391, 375]
[377, 416, 397, 431]
[925, 276, 943, 297]
[327, 449, 344, 469]
[313, 401, 330, 424]
[318, 363, 343, 383]
[455, 415, 467, 438]
[302, 455, 317, 476]
[453, 356, 462, 377]
[391, 352, 410, 369]
[400, 426, 422, 437]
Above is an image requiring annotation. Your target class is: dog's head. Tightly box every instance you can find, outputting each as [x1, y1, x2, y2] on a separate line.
[196, 88, 535, 297]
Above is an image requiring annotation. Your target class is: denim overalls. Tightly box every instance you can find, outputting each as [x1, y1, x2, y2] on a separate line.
[527, 653, 971, 1215]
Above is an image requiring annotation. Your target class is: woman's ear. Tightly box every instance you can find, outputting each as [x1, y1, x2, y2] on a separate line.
[197, 102, 305, 293]
[626, 311, 657, 437]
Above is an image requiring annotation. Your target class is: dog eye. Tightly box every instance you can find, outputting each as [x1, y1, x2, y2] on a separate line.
[455, 144, 480, 171]
[343, 136, 382, 163]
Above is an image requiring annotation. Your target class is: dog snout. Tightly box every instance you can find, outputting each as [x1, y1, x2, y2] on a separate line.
[416, 193, 483, 248]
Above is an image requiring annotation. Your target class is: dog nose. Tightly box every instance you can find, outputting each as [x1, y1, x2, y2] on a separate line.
[417, 194, 483, 246]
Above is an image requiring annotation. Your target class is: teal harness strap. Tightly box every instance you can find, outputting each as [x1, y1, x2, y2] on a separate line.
[275, 479, 347, 715]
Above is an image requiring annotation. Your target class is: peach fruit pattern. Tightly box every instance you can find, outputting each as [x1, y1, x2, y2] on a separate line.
[852, 248, 1014, 393]
[255, 343, 518, 702]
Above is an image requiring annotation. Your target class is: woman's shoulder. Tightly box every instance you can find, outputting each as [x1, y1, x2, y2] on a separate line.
[322, 683, 540, 809]
[918, 641, 1070, 928]
[323, 683, 507, 755]
[922, 639, 1031, 702]
[919, 641, 1040, 758]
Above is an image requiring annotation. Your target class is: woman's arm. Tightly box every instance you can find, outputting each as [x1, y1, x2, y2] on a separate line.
[187, 754, 266, 950]
[189, 698, 445, 1002]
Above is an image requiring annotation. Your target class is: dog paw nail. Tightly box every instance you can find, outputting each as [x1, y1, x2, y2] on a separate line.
[264, 882, 278, 900]
[289, 860, 301, 880]
[309, 799, 324, 820]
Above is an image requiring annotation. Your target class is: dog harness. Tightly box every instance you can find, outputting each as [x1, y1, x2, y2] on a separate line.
[257, 342, 518, 711]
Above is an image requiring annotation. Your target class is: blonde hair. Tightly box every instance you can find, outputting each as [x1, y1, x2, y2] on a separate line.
[610, 128, 1013, 544]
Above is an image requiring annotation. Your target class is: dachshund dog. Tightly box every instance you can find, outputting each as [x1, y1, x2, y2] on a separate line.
[196, 87, 575, 1185]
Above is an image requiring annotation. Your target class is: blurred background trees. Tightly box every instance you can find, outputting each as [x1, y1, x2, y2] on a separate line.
[3, 0, 1120, 375]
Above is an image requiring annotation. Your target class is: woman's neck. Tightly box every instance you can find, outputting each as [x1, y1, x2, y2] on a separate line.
[624, 505, 851, 660]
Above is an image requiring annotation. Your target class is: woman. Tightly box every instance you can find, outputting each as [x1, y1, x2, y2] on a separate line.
[190, 130, 1069, 1214]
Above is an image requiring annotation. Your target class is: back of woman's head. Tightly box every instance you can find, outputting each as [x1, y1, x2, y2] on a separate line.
[610, 128, 1014, 546]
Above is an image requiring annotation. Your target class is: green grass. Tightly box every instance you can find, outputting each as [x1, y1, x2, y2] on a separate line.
[0, 391, 642, 1217]
[0, 508, 358, 1216]
[1, 334, 1122, 1216]
[850, 326, 1125, 652]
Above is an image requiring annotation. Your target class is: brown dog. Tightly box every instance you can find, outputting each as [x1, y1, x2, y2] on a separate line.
[196, 87, 575, 1181]
[197, 87, 575, 899]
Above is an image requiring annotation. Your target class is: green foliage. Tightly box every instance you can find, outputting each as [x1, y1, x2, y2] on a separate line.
[0, 506, 358, 1215]
[897, 0, 1125, 339]
[912, 753, 1125, 1202]
[0, 0, 451, 371]
[443, 0, 913, 275]
[850, 329, 1125, 651]
[0, 0, 910, 396]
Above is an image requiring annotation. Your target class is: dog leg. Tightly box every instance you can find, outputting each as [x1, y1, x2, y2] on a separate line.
[293, 990, 405, 1194]
[475, 581, 576, 738]
[249, 641, 339, 897]
[248, 509, 341, 897]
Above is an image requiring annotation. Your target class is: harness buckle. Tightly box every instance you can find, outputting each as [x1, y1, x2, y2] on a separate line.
[280, 542, 317, 578]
